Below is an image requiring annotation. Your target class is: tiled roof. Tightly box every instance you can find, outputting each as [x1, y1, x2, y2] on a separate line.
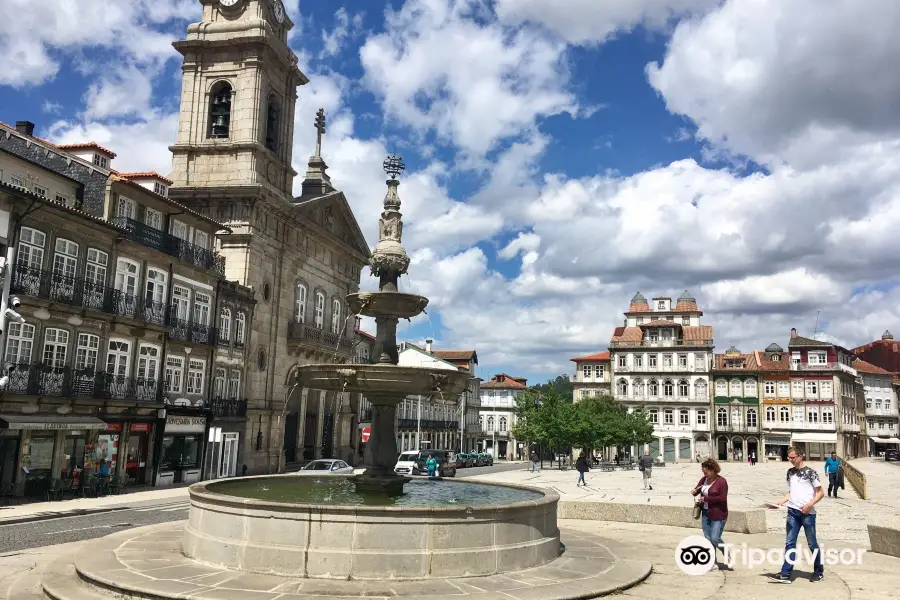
[675, 290, 699, 312]
[570, 351, 610, 362]
[853, 359, 893, 376]
[788, 335, 830, 348]
[754, 349, 790, 371]
[355, 329, 376, 342]
[111, 177, 231, 232]
[432, 350, 477, 361]
[481, 373, 527, 389]
[56, 141, 117, 157]
[0, 181, 127, 232]
[765, 343, 784, 352]
[714, 352, 758, 370]
[627, 291, 651, 313]
[639, 320, 680, 328]
[611, 326, 643, 342]
[683, 325, 713, 341]
[119, 171, 174, 185]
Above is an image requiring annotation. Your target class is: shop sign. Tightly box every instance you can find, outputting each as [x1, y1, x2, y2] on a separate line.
[166, 415, 206, 433]
[130, 423, 151, 433]
[766, 436, 791, 444]
[105, 422, 122, 432]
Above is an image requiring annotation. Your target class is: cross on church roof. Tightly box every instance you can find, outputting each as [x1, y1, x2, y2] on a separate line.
[314, 108, 326, 156]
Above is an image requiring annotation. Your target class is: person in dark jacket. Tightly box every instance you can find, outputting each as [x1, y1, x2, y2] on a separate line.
[691, 458, 729, 570]
[576, 452, 589, 486]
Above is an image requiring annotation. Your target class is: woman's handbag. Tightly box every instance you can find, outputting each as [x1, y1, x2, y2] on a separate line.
[692, 502, 702, 520]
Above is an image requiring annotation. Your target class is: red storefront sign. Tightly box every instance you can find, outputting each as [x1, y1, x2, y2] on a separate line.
[105, 422, 122, 432]
[361, 426, 371, 443]
[130, 423, 151, 432]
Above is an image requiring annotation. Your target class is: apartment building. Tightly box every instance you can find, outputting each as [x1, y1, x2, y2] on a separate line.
[757, 344, 793, 461]
[570, 351, 611, 400]
[786, 328, 860, 460]
[479, 373, 528, 460]
[610, 291, 713, 462]
[854, 358, 900, 455]
[0, 121, 246, 495]
[711, 347, 761, 462]
[432, 348, 480, 452]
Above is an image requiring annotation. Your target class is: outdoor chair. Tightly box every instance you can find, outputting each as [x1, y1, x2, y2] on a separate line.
[108, 474, 129, 495]
[46, 478, 64, 502]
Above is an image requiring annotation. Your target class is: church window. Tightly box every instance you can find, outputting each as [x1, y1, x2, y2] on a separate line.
[330, 298, 342, 334]
[314, 291, 325, 328]
[265, 94, 279, 151]
[295, 283, 307, 323]
[209, 81, 232, 139]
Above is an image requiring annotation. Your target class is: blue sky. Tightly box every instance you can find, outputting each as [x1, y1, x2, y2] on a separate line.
[2, 0, 900, 386]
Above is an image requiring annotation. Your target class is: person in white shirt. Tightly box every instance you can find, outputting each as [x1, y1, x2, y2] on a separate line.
[769, 446, 825, 583]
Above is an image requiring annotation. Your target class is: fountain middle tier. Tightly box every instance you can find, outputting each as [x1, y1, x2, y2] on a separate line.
[347, 291, 429, 319]
[293, 363, 470, 397]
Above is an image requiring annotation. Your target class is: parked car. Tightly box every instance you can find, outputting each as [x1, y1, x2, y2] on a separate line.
[482, 452, 494, 466]
[414, 449, 457, 477]
[394, 450, 420, 476]
[297, 459, 354, 475]
[885, 449, 900, 462]
[456, 452, 472, 468]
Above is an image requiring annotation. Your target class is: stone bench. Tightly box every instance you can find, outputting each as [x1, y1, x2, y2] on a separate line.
[868, 524, 900, 558]
[558, 500, 767, 534]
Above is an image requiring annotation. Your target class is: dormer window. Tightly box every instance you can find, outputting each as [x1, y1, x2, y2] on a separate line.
[92, 154, 109, 168]
[154, 182, 167, 197]
[265, 94, 280, 151]
[209, 81, 233, 138]
[657, 301, 665, 309]
[808, 351, 827, 365]
[771, 354, 781, 361]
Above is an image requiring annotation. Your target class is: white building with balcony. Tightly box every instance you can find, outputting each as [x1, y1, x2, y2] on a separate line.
[610, 291, 713, 462]
[570, 351, 611, 401]
[855, 358, 900, 454]
[479, 373, 527, 460]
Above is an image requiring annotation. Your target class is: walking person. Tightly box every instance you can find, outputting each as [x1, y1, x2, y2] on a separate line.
[750, 450, 756, 465]
[690, 458, 729, 570]
[824, 451, 840, 498]
[639, 449, 653, 491]
[530, 451, 539, 473]
[425, 454, 438, 480]
[769, 446, 825, 583]
[576, 452, 589, 486]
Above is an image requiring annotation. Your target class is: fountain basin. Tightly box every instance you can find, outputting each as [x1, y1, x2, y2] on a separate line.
[183, 475, 560, 580]
[347, 291, 429, 319]
[293, 363, 471, 396]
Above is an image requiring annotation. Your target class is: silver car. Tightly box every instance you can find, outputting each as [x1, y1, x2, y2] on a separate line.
[297, 459, 354, 475]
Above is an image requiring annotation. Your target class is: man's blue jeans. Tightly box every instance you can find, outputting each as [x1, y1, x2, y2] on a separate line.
[577, 472, 585, 485]
[781, 508, 823, 576]
[701, 509, 726, 560]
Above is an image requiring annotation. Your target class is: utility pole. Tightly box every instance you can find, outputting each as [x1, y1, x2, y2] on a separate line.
[0, 244, 25, 389]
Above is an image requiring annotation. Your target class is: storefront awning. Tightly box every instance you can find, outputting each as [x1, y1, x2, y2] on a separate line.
[869, 436, 900, 444]
[0, 415, 107, 431]
[791, 432, 837, 443]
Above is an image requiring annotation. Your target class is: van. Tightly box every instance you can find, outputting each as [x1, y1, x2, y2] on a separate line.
[393, 451, 420, 475]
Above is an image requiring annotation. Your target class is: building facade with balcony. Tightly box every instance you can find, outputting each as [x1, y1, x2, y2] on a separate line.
[432, 348, 480, 453]
[854, 358, 900, 455]
[164, 4, 371, 473]
[757, 344, 793, 461]
[786, 329, 860, 460]
[570, 351, 611, 401]
[610, 291, 713, 462]
[479, 373, 527, 460]
[0, 121, 230, 494]
[712, 347, 761, 462]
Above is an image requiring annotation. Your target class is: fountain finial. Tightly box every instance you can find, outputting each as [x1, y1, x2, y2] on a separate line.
[371, 155, 411, 283]
[383, 154, 405, 180]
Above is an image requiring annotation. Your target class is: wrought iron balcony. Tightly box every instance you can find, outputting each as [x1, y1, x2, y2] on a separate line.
[287, 322, 355, 354]
[167, 314, 217, 345]
[210, 396, 247, 418]
[713, 423, 761, 434]
[609, 339, 714, 348]
[111, 216, 225, 276]
[3, 364, 162, 402]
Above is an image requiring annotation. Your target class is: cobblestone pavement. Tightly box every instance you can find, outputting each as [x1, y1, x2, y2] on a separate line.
[468, 458, 900, 546]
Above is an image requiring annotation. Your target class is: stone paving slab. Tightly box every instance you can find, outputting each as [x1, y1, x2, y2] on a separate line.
[40, 522, 650, 600]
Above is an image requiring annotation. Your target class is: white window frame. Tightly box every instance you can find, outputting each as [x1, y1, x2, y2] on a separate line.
[165, 356, 184, 393]
[194, 292, 211, 326]
[696, 410, 707, 425]
[314, 291, 325, 328]
[85, 248, 108, 292]
[228, 369, 241, 399]
[18, 227, 46, 270]
[808, 351, 827, 365]
[172, 285, 191, 320]
[764, 380, 776, 395]
[235, 312, 246, 344]
[679, 409, 689, 425]
[116, 196, 135, 220]
[717, 408, 728, 426]
[219, 308, 232, 341]
[594, 364, 603, 378]
[115, 258, 140, 296]
[5, 322, 35, 365]
[582, 365, 591, 379]
[75, 333, 100, 371]
[663, 408, 674, 424]
[295, 283, 307, 323]
[766, 406, 776, 422]
[145, 207, 164, 230]
[137, 344, 162, 382]
[194, 230, 209, 251]
[153, 182, 167, 197]
[42, 328, 69, 368]
[649, 409, 659, 424]
[145, 268, 167, 305]
[331, 298, 342, 334]
[187, 359, 205, 395]
[106, 339, 132, 379]
[214, 368, 226, 398]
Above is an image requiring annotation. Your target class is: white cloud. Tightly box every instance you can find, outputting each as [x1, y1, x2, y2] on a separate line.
[81, 65, 156, 120]
[495, 0, 719, 45]
[321, 8, 364, 58]
[360, 0, 577, 156]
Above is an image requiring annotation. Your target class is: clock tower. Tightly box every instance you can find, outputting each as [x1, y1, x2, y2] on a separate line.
[169, 0, 307, 197]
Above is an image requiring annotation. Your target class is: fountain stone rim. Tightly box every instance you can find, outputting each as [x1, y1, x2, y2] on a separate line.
[190, 474, 559, 514]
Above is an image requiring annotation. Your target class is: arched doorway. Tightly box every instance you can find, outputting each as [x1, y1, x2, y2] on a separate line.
[731, 437, 744, 462]
[694, 435, 710, 459]
[717, 436, 728, 461]
[747, 438, 759, 462]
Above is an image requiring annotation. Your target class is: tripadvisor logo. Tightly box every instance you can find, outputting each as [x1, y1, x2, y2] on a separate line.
[675, 536, 716, 576]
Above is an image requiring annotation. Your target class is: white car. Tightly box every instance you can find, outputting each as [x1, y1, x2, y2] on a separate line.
[393, 451, 420, 476]
[297, 459, 354, 475]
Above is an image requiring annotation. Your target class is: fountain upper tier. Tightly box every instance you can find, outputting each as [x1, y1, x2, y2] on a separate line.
[293, 363, 470, 397]
[347, 291, 428, 319]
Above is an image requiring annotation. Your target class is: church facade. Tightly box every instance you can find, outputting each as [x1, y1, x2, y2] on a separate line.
[167, 0, 371, 473]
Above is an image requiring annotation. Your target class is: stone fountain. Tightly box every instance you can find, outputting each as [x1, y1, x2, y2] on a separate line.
[21, 157, 651, 600]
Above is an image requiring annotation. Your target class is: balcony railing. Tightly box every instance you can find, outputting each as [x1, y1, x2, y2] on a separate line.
[11, 264, 166, 326]
[613, 365, 705, 373]
[794, 362, 858, 377]
[714, 423, 761, 434]
[287, 322, 355, 354]
[4, 364, 162, 402]
[842, 423, 860, 433]
[619, 393, 710, 403]
[111, 216, 225, 276]
[610, 339, 714, 348]
[167, 315, 217, 345]
[210, 397, 247, 418]
[763, 422, 835, 431]
[866, 408, 899, 418]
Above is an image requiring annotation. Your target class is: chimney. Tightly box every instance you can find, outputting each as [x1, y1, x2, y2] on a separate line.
[425, 338, 433, 353]
[790, 328, 798, 339]
[15, 121, 35, 136]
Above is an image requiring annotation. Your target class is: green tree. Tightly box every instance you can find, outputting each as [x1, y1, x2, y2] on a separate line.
[530, 375, 574, 399]
[512, 388, 577, 466]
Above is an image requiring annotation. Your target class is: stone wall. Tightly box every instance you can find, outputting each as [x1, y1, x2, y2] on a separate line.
[557, 500, 768, 534]
[839, 459, 867, 499]
[868, 524, 900, 558]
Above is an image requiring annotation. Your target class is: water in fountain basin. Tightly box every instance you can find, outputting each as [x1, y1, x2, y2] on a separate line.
[206, 477, 542, 507]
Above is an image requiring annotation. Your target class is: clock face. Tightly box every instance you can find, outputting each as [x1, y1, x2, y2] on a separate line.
[274, 0, 285, 23]
[219, 0, 241, 7]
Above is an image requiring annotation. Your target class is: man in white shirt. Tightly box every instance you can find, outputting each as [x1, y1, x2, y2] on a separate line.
[769, 446, 825, 583]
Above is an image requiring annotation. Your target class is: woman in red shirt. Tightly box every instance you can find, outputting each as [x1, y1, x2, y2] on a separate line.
[691, 458, 729, 570]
